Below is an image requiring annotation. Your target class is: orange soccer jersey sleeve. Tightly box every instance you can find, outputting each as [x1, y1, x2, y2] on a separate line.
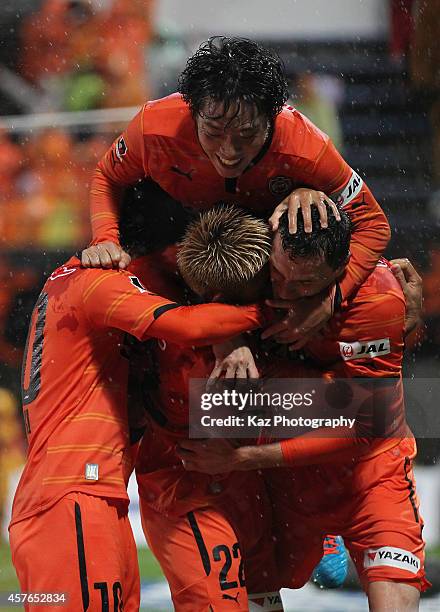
[82, 269, 267, 344]
[310, 139, 391, 302]
[280, 432, 373, 466]
[90, 107, 147, 244]
[280, 273, 406, 466]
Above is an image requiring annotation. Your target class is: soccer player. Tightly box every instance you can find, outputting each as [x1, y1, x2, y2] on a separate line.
[177, 205, 429, 611]
[82, 35, 390, 344]
[128, 210, 282, 611]
[8, 246, 270, 611]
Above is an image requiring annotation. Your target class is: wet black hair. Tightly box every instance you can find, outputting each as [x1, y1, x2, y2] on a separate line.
[178, 36, 289, 121]
[278, 203, 352, 270]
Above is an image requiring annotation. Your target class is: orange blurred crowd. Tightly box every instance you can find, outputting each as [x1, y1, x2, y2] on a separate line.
[0, 128, 114, 250]
[20, 0, 155, 109]
[1, 0, 156, 252]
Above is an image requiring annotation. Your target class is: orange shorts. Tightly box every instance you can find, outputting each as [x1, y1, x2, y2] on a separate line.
[139, 474, 279, 611]
[266, 437, 430, 592]
[9, 492, 140, 612]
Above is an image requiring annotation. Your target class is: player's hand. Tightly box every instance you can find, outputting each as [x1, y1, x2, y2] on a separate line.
[209, 339, 259, 381]
[81, 242, 131, 270]
[261, 290, 333, 349]
[176, 438, 239, 474]
[390, 258, 423, 335]
[269, 188, 340, 233]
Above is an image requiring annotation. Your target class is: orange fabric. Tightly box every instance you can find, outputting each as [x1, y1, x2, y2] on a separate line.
[10, 492, 139, 611]
[140, 475, 279, 610]
[90, 94, 390, 300]
[274, 259, 407, 464]
[137, 422, 248, 516]
[12, 256, 264, 526]
[305, 259, 405, 377]
[280, 434, 404, 467]
[141, 501, 249, 611]
[267, 437, 430, 592]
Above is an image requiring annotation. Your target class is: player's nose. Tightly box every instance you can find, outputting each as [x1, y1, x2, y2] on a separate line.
[219, 135, 242, 158]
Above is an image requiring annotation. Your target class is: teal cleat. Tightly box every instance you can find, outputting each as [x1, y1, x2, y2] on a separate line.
[312, 535, 348, 588]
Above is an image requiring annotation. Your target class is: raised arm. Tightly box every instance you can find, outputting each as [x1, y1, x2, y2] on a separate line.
[83, 107, 147, 269]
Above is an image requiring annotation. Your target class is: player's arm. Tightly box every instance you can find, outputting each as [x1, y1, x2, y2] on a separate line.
[82, 270, 268, 346]
[84, 107, 147, 269]
[177, 433, 374, 474]
[311, 141, 391, 302]
[178, 283, 407, 473]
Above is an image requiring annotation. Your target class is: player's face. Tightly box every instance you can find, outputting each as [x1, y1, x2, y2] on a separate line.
[196, 99, 269, 178]
[270, 232, 341, 300]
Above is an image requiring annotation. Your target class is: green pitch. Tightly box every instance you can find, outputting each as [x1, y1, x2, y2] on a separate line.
[0, 540, 165, 611]
[2, 539, 439, 611]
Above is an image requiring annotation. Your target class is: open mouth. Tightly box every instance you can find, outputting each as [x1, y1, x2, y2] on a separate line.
[216, 155, 242, 168]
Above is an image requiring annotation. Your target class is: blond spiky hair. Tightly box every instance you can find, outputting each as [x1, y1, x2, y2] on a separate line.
[177, 204, 272, 296]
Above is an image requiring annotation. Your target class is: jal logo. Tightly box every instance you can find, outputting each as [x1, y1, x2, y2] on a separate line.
[339, 338, 390, 361]
[341, 344, 353, 358]
[346, 173, 361, 199]
[332, 169, 363, 208]
[268, 176, 293, 197]
[364, 547, 420, 574]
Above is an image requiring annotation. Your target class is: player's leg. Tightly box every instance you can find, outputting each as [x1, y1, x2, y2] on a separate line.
[140, 497, 249, 611]
[9, 492, 140, 612]
[225, 472, 284, 611]
[263, 467, 327, 589]
[344, 438, 430, 610]
[367, 581, 419, 611]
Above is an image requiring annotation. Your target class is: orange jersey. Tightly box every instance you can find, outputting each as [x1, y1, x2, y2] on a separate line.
[305, 258, 405, 377]
[272, 259, 407, 465]
[127, 253, 215, 436]
[11, 256, 266, 526]
[91, 93, 390, 300]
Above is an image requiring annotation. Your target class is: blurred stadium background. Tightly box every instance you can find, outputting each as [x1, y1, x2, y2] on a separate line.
[0, 1, 439, 610]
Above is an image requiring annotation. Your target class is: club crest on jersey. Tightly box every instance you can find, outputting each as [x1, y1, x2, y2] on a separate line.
[115, 136, 127, 162]
[364, 547, 420, 574]
[268, 176, 293, 197]
[333, 169, 363, 208]
[129, 276, 149, 293]
[339, 338, 390, 361]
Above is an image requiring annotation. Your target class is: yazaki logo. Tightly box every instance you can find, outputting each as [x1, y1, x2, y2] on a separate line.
[339, 338, 390, 361]
[364, 547, 420, 574]
[250, 593, 282, 609]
